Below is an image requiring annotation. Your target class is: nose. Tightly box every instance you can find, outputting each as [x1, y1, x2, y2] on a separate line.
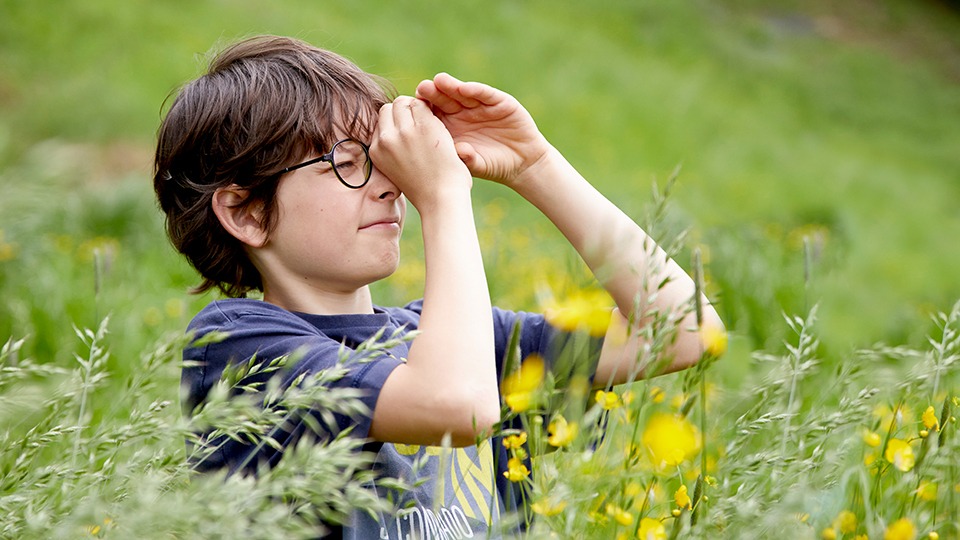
[366, 165, 400, 201]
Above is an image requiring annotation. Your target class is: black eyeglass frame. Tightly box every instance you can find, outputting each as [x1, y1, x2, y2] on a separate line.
[279, 138, 372, 189]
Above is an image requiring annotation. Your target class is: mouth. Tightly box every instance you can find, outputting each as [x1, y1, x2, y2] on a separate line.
[359, 215, 402, 231]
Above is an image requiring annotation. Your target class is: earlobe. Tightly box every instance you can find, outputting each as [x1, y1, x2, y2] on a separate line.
[212, 185, 268, 248]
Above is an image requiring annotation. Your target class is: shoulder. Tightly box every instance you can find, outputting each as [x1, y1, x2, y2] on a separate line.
[379, 299, 424, 328]
[190, 298, 306, 326]
[187, 298, 318, 336]
[491, 306, 547, 340]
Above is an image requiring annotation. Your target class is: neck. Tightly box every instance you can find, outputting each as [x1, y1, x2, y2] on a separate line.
[262, 283, 375, 315]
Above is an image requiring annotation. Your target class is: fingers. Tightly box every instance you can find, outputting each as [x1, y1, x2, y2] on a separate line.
[434, 73, 500, 107]
[373, 95, 455, 157]
[416, 78, 462, 115]
[417, 72, 501, 114]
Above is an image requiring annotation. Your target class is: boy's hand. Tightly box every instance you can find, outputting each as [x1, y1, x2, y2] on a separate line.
[415, 73, 552, 187]
[371, 95, 472, 210]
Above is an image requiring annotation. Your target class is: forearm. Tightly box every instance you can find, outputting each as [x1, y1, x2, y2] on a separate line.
[513, 147, 723, 380]
[406, 191, 500, 440]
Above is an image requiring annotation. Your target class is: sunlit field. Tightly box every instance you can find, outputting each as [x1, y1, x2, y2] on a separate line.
[1, 1, 959, 538]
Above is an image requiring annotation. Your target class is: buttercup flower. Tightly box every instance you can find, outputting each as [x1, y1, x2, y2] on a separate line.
[884, 517, 916, 540]
[834, 510, 857, 534]
[503, 457, 529, 482]
[642, 413, 701, 467]
[863, 430, 882, 447]
[884, 438, 916, 472]
[874, 404, 912, 431]
[531, 496, 567, 517]
[502, 432, 528, 450]
[702, 324, 727, 358]
[595, 390, 623, 410]
[502, 355, 544, 413]
[674, 484, 691, 509]
[916, 481, 937, 501]
[0, 230, 17, 262]
[543, 288, 612, 337]
[922, 406, 940, 432]
[821, 528, 837, 540]
[636, 517, 667, 540]
[547, 415, 578, 448]
[606, 504, 633, 526]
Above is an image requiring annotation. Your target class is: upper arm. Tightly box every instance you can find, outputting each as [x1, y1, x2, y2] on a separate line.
[368, 307, 545, 447]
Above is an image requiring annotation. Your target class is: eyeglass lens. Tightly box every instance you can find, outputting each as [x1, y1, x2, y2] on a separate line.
[332, 140, 372, 188]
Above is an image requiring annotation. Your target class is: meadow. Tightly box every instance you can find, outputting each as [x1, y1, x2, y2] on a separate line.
[1, 0, 959, 537]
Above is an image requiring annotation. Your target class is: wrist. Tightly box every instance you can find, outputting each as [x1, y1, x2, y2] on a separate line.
[404, 169, 473, 212]
[511, 145, 569, 197]
[413, 177, 475, 219]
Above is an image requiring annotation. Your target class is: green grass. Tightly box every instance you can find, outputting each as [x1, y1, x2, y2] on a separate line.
[1, 0, 959, 537]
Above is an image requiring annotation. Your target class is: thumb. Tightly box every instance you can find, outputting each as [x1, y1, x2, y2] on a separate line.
[455, 141, 481, 171]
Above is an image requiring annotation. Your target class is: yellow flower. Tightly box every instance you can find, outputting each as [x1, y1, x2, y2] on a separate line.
[929, 532, 939, 540]
[502, 432, 528, 450]
[547, 415, 578, 448]
[874, 404, 912, 431]
[504, 392, 534, 413]
[641, 413, 701, 467]
[884, 517, 917, 540]
[503, 457, 529, 482]
[834, 510, 857, 534]
[636, 517, 667, 540]
[543, 288, 613, 337]
[916, 480, 937, 501]
[674, 484, 691, 509]
[165, 298, 186, 319]
[531, 496, 567, 516]
[702, 324, 727, 358]
[821, 528, 837, 540]
[863, 430, 882, 447]
[922, 406, 940, 432]
[670, 392, 688, 410]
[606, 504, 634, 526]
[884, 438, 916, 472]
[595, 390, 623, 410]
[649, 386, 665, 404]
[502, 355, 544, 413]
[855, 536, 868, 540]
[0, 230, 17, 262]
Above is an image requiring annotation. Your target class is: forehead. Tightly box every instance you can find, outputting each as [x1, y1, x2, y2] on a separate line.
[305, 103, 380, 154]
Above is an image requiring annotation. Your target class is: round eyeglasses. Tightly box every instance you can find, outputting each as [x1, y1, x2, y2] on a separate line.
[279, 138, 372, 189]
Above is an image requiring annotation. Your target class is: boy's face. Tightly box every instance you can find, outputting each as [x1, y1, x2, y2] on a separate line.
[254, 134, 407, 297]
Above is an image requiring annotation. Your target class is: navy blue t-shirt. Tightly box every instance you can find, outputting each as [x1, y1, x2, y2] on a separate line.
[182, 298, 599, 538]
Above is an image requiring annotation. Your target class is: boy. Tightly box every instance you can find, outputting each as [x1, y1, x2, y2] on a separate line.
[154, 35, 723, 538]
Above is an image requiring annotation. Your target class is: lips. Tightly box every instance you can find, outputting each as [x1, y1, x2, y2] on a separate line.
[359, 215, 401, 230]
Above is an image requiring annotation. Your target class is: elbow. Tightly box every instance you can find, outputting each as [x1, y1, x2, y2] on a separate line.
[666, 311, 727, 374]
[683, 312, 728, 370]
[436, 390, 502, 447]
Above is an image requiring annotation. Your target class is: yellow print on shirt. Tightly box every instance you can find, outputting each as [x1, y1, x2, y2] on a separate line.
[391, 441, 498, 523]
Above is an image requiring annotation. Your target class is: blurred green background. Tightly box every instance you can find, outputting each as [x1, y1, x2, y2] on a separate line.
[1, 0, 959, 379]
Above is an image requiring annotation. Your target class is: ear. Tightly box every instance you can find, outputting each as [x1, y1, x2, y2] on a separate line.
[212, 185, 268, 248]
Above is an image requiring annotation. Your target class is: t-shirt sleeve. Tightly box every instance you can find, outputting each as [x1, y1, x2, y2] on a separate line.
[491, 306, 603, 387]
[182, 300, 402, 473]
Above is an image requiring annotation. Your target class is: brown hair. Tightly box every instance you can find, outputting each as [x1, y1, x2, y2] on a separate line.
[154, 35, 393, 297]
